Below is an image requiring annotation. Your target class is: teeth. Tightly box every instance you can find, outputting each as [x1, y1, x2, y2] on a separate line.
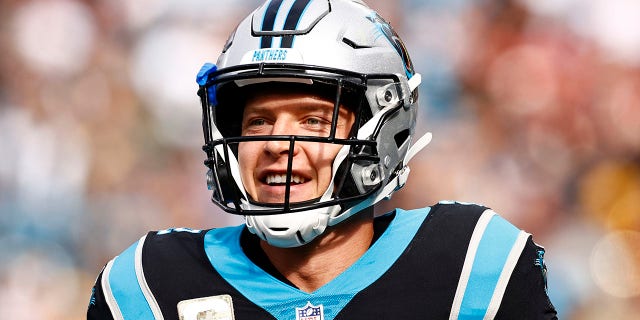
[266, 174, 306, 185]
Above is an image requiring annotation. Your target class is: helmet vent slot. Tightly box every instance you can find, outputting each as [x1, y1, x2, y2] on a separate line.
[394, 129, 410, 148]
[342, 37, 371, 49]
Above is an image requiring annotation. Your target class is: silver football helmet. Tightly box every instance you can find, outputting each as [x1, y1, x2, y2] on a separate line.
[197, 0, 431, 247]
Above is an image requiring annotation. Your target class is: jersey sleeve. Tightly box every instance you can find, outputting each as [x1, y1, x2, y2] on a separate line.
[87, 265, 116, 320]
[496, 237, 558, 319]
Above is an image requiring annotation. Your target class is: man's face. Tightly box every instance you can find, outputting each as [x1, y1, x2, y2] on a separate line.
[237, 90, 355, 204]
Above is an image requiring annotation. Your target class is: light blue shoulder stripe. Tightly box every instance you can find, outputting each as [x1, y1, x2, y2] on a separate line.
[108, 239, 155, 319]
[204, 207, 430, 320]
[458, 214, 521, 319]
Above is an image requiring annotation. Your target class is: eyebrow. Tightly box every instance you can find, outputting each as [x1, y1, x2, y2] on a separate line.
[244, 98, 335, 116]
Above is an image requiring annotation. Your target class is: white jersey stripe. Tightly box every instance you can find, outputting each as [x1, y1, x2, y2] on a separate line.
[135, 235, 164, 319]
[449, 209, 496, 320]
[101, 258, 125, 320]
[483, 231, 530, 320]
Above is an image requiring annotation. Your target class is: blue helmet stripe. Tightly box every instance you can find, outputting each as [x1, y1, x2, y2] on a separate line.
[260, 0, 285, 48]
[280, 0, 313, 48]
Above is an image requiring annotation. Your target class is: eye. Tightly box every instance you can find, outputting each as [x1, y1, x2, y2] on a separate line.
[241, 117, 269, 136]
[305, 117, 322, 126]
[248, 118, 265, 126]
[302, 116, 332, 130]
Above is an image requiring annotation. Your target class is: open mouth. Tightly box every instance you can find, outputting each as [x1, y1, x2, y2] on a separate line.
[263, 173, 307, 185]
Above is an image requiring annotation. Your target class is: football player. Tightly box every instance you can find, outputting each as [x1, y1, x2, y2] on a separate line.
[88, 0, 557, 319]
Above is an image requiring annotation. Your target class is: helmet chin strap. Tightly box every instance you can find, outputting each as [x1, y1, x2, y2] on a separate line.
[408, 73, 422, 92]
[382, 131, 433, 199]
[404, 131, 432, 164]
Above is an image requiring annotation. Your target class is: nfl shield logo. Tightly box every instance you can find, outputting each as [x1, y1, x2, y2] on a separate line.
[295, 301, 324, 320]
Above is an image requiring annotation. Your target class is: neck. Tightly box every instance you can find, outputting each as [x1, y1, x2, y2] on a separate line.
[260, 208, 374, 293]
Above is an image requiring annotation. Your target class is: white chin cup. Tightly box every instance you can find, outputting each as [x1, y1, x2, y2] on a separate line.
[244, 205, 340, 248]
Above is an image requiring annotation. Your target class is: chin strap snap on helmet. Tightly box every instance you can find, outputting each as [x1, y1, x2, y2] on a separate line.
[197, 0, 432, 248]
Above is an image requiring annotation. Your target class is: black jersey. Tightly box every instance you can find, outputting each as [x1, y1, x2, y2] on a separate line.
[87, 202, 557, 319]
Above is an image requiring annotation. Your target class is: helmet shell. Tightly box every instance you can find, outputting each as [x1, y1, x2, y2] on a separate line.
[217, 0, 414, 78]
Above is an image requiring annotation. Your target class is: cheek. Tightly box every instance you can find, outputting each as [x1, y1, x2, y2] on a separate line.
[304, 143, 339, 165]
[237, 142, 260, 189]
[305, 143, 343, 185]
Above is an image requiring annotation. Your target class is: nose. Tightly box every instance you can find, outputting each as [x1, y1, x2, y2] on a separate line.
[263, 119, 298, 157]
[264, 138, 292, 157]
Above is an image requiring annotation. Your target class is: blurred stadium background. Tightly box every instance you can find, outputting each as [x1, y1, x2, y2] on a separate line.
[0, 0, 639, 318]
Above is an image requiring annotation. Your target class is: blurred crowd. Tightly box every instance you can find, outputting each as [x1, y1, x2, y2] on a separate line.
[0, 0, 638, 318]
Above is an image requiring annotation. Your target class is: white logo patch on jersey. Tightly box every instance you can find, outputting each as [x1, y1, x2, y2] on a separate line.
[295, 301, 324, 320]
[178, 294, 235, 320]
